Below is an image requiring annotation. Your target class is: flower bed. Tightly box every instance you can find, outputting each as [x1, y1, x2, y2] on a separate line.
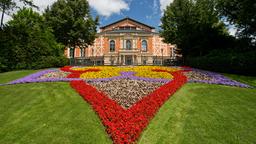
[76, 66, 178, 79]
[183, 68, 251, 88]
[70, 69, 188, 143]
[6, 66, 251, 88]
[38, 71, 70, 79]
[5, 66, 253, 143]
[89, 78, 165, 109]
[8, 69, 81, 84]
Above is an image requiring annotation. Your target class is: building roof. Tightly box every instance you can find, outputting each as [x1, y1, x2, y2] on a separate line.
[98, 29, 158, 35]
[100, 17, 155, 29]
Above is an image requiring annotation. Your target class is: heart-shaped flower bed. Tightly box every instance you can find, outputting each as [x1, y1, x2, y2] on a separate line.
[11, 66, 250, 142]
[62, 66, 188, 143]
[4, 66, 252, 143]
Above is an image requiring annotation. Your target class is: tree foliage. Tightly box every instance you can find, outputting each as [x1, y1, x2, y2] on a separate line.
[44, 0, 98, 47]
[216, 0, 256, 45]
[160, 0, 255, 75]
[160, 0, 230, 58]
[0, 0, 38, 28]
[0, 8, 67, 71]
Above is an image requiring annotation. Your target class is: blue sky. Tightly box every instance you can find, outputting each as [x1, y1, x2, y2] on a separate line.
[89, 0, 164, 30]
[87, 0, 174, 31]
[1, 0, 236, 35]
[1, 0, 172, 31]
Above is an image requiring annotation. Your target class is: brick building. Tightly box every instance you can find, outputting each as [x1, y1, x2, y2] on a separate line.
[64, 17, 178, 65]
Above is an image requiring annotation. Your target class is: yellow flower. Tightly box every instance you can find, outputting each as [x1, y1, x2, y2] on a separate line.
[73, 66, 180, 79]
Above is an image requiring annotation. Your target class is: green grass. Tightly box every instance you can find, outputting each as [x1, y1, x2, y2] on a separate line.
[0, 71, 256, 144]
[0, 82, 112, 144]
[224, 73, 256, 87]
[139, 84, 256, 144]
[0, 70, 39, 84]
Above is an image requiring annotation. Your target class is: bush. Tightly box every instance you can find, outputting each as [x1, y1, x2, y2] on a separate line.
[32, 56, 69, 69]
[0, 8, 68, 72]
[186, 50, 256, 76]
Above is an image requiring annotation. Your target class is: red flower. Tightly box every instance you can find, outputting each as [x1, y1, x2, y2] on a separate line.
[66, 66, 188, 144]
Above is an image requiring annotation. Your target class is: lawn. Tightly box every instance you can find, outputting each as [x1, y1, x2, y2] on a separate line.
[224, 73, 256, 87]
[0, 82, 112, 144]
[0, 70, 39, 84]
[139, 83, 256, 144]
[0, 70, 256, 144]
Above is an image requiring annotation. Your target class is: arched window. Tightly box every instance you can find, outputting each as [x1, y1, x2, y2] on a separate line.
[142, 40, 147, 52]
[110, 40, 115, 52]
[69, 47, 74, 58]
[126, 40, 132, 50]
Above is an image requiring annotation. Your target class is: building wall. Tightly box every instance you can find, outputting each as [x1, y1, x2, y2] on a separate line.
[64, 34, 173, 58]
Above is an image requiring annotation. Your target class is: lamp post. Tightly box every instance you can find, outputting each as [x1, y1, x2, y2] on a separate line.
[81, 39, 85, 58]
[118, 52, 120, 66]
[92, 49, 95, 66]
[140, 49, 142, 65]
[161, 48, 163, 66]
[110, 55, 113, 65]
[95, 49, 97, 66]
[68, 40, 75, 65]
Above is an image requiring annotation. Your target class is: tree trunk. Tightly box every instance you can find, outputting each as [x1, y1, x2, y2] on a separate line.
[1, 4, 6, 29]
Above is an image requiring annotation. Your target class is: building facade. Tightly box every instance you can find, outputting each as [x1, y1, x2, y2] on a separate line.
[64, 17, 178, 65]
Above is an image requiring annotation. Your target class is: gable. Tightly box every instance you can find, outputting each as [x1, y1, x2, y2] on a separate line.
[100, 17, 155, 32]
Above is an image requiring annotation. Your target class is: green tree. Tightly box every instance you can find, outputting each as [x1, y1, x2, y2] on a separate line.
[0, 0, 38, 29]
[0, 8, 66, 71]
[44, 0, 98, 49]
[160, 0, 229, 58]
[216, 0, 256, 45]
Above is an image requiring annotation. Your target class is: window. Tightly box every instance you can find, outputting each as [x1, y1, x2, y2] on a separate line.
[70, 47, 74, 58]
[142, 40, 147, 52]
[80, 48, 85, 57]
[126, 40, 132, 50]
[110, 40, 115, 52]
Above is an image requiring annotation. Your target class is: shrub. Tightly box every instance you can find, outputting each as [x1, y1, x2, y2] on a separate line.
[0, 8, 67, 72]
[186, 50, 256, 76]
[32, 56, 69, 69]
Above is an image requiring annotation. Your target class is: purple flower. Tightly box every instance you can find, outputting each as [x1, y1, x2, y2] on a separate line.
[5, 67, 252, 89]
[185, 68, 252, 88]
[86, 71, 170, 83]
[7, 69, 82, 85]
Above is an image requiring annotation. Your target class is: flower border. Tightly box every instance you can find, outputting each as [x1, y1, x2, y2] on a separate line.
[7, 69, 81, 84]
[184, 68, 251, 88]
[70, 69, 188, 143]
[6, 66, 252, 88]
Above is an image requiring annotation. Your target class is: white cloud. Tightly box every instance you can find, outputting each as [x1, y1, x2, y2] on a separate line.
[159, 0, 173, 13]
[88, 0, 129, 17]
[1, 0, 57, 24]
[153, 0, 159, 15]
[1, 0, 130, 24]
[146, 15, 153, 20]
[33, 0, 58, 12]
